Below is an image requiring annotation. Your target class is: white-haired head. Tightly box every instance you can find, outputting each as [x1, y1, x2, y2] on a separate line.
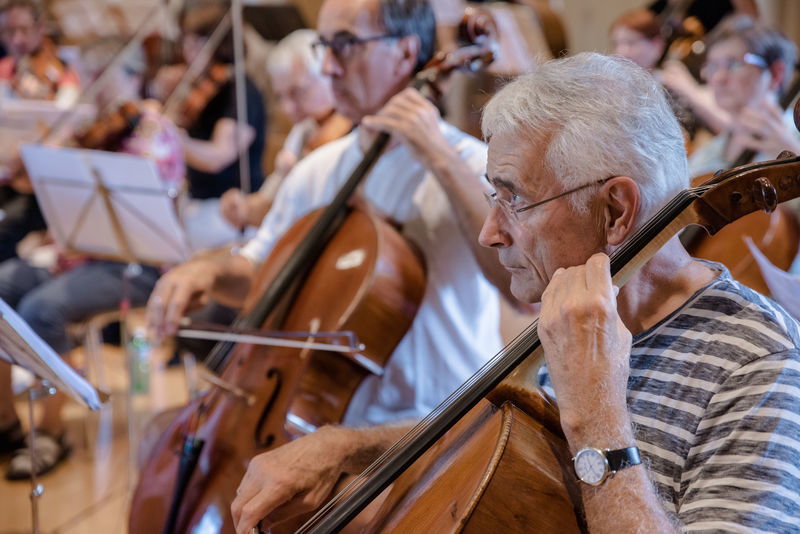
[267, 29, 323, 78]
[482, 52, 688, 222]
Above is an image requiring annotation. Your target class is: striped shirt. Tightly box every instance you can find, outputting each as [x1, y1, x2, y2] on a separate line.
[539, 265, 800, 532]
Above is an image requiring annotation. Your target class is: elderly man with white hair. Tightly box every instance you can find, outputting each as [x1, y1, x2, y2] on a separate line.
[230, 52, 800, 533]
[220, 29, 351, 230]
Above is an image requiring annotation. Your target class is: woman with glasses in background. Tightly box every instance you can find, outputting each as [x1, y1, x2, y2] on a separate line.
[687, 15, 799, 177]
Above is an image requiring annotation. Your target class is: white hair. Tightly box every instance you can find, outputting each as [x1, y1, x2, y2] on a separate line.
[267, 29, 323, 78]
[482, 52, 688, 221]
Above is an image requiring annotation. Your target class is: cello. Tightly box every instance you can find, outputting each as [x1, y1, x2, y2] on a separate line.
[128, 10, 498, 534]
[683, 73, 800, 295]
[295, 124, 800, 532]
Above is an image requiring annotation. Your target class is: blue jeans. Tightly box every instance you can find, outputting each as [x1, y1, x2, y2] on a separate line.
[0, 259, 160, 354]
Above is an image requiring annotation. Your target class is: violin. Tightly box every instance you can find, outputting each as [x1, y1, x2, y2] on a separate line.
[11, 37, 68, 101]
[298, 125, 800, 534]
[128, 9, 498, 534]
[73, 101, 142, 151]
[175, 62, 231, 129]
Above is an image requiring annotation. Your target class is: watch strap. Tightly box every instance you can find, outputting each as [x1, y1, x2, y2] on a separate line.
[606, 446, 641, 474]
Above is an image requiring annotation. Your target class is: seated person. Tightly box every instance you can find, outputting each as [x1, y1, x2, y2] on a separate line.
[687, 15, 800, 177]
[0, 39, 183, 480]
[0, 0, 81, 263]
[0, 0, 79, 104]
[220, 29, 351, 230]
[169, 0, 266, 252]
[230, 53, 800, 533]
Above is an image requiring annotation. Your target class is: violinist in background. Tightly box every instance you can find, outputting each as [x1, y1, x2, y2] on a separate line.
[0, 0, 79, 105]
[169, 0, 266, 252]
[0, 0, 81, 263]
[178, 29, 351, 364]
[149, 0, 510, 525]
[687, 16, 800, 178]
[610, 8, 708, 140]
[219, 29, 351, 231]
[236, 52, 800, 534]
[0, 38, 183, 480]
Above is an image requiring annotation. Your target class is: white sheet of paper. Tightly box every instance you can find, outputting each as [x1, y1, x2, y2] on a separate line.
[745, 236, 800, 321]
[20, 144, 191, 265]
[0, 299, 105, 409]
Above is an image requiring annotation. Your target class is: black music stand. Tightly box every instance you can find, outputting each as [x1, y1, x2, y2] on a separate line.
[0, 298, 107, 534]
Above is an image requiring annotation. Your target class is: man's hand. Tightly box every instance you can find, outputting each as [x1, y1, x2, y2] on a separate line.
[231, 427, 350, 534]
[146, 259, 222, 341]
[360, 88, 450, 169]
[220, 188, 249, 230]
[538, 253, 633, 447]
[731, 98, 800, 157]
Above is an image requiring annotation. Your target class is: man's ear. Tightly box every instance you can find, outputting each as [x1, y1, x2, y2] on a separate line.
[394, 35, 420, 78]
[601, 176, 639, 246]
[767, 60, 787, 93]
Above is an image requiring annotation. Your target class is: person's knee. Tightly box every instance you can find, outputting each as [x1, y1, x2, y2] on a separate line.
[17, 293, 70, 353]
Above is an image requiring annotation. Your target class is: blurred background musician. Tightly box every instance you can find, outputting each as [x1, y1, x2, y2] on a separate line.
[0, 0, 79, 104]
[0, 0, 81, 272]
[687, 16, 799, 177]
[219, 28, 351, 232]
[179, 28, 351, 364]
[167, 0, 266, 252]
[0, 36, 183, 481]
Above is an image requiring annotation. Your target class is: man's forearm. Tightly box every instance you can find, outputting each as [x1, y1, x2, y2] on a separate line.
[327, 423, 415, 475]
[209, 253, 257, 307]
[564, 412, 680, 534]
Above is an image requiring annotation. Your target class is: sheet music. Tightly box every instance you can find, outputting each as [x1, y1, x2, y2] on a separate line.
[20, 144, 191, 265]
[745, 237, 800, 321]
[0, 299, 105, 409]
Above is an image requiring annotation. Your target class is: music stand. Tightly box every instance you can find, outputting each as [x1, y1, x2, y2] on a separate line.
[21, 143, 193, 490]
[20, 144, 191, 267]
[0, 298, 107, 534]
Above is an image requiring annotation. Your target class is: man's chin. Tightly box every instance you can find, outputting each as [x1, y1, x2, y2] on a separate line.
[509, 275, 541, 305]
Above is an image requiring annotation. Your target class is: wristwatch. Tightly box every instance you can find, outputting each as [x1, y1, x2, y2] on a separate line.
[573, 446, 641, 486]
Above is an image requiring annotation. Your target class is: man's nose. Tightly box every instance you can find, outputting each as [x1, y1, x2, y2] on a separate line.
[479, 206, 511, 249]
[320, 48, 342, 77]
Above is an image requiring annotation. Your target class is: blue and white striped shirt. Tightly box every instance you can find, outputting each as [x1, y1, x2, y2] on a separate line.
[540, 266, 800, 532]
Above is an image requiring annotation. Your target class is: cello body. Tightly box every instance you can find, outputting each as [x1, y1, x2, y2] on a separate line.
[129, 206, 426, 534]
[362, 392, 584, 533]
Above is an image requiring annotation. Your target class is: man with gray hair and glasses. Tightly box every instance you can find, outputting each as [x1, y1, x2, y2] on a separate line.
[231, 51, 799, 532]
[149, 0, 510, 529]
[479, 51, 799, 532]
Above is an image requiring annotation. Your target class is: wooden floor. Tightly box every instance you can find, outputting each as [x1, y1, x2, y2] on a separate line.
[0, 341, 188, 534]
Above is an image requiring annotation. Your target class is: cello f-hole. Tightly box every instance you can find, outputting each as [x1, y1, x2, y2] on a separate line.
[254, 368, 282, 448]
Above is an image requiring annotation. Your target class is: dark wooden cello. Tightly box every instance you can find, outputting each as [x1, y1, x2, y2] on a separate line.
[128, 10, 498, 534]
[296, 129, 800, 533]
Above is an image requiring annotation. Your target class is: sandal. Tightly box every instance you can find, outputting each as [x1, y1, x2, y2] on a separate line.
[5, 429, 71, 480]
[0, 420, 26, 455]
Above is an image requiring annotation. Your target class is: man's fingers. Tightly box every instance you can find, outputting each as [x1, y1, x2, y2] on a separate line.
[163, 283, 194, 335]
[585, 253, 612, 296]
[234, 487, 295, 534]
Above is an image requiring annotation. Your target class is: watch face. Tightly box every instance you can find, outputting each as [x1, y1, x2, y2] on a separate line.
[574, 448, 608, 485]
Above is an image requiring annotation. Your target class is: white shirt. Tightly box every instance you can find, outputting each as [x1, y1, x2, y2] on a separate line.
[241, 121, 502, 425]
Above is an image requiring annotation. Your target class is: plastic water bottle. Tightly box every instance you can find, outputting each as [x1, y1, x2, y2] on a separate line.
[128, 328, 151, 395]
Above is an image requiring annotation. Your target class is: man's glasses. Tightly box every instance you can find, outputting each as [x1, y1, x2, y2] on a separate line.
[700, 52, 768, 81]
[312, 32, 399, 62]
[484, 177, 613, 223]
